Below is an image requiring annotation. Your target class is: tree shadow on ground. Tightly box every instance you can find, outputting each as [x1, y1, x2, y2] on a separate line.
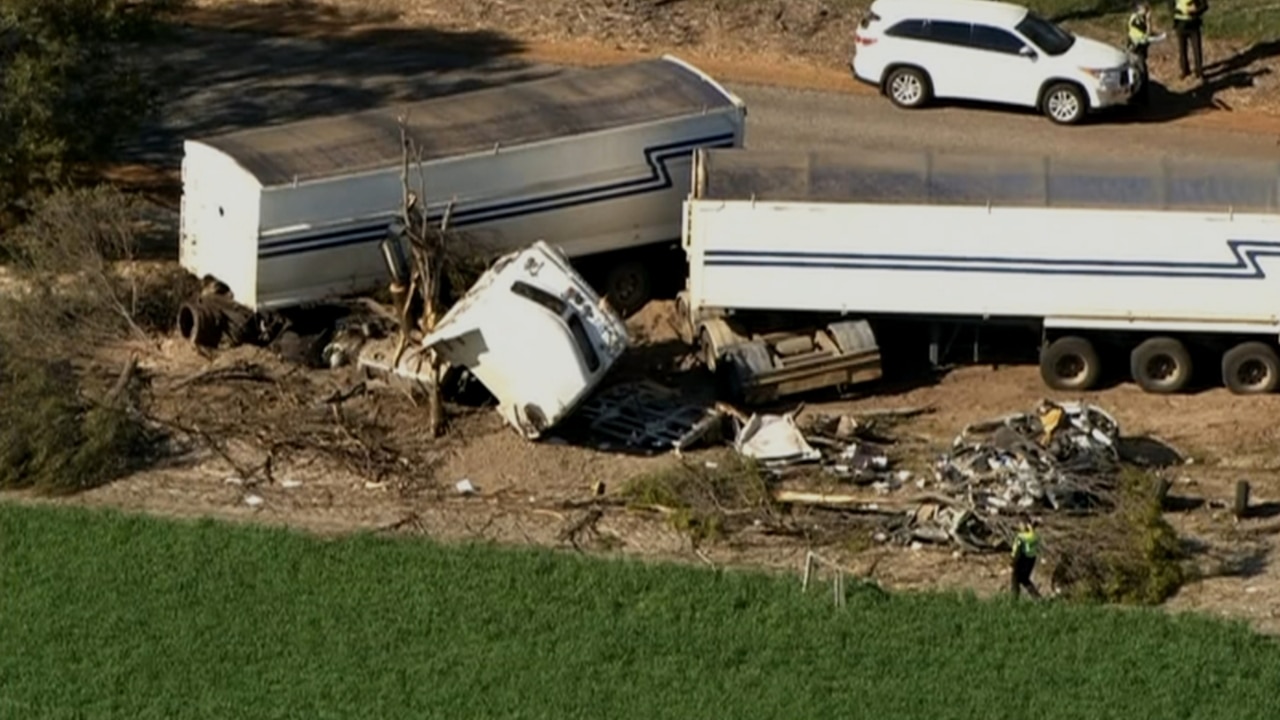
[1183, 538, 1271, 579]
[125, 0, 552, 167]
[1104, 38, 1280, 123]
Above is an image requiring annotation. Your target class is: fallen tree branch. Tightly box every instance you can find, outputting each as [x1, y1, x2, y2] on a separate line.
[103, 353, 139, 406]
[170, 362, 273, 390]
[849, 405, 937, 420]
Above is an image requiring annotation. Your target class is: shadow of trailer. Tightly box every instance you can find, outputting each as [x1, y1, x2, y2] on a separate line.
[175, 54, 748, 351]
[678, 147, 1280, 402]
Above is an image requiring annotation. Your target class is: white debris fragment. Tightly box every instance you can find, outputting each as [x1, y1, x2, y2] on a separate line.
[281, 479, 303, 489]
[224, 477, 245, 486]
[455, 479, 478, 495]
[244, 494, 264, 508]
[734, 413, 822, 465]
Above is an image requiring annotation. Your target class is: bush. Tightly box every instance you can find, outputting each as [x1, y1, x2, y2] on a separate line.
[0, 348, 153, 494]
[0, 184, 170, 494]
[1051, 467, 1187, 605]
[622, 454, 775, 545]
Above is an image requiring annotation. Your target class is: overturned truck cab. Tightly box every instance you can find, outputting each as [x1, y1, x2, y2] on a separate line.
[420, 241, 630, 440]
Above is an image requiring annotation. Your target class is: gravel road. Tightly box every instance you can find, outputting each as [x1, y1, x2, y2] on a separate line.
[738, 82, 1280, 161]
[135, 27, 1279, 168]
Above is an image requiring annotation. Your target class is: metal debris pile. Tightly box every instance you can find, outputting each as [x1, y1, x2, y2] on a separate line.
[764, 400, 1178, 553]
[931, 400, 1123, 513]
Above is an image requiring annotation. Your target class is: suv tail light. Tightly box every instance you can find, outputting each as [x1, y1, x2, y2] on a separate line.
[855, 34, 878, 46]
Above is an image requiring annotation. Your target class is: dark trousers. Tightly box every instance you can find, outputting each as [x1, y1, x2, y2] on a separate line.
[1129, 42, 1150, 104]
[1175, 19, 1204, 78]
[1011, 554, 1040, 597]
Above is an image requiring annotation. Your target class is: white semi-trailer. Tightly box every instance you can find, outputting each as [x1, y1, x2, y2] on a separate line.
[679, 148, 1280, 401]
[177, 55, 746, 342]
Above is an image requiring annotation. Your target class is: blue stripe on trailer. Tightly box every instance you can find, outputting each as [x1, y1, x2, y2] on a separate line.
[258, 132, 738, 260]
[701, 240, 1280, 280]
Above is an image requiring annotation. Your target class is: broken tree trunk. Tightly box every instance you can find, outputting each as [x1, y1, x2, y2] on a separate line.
[396, 119, 453, 438]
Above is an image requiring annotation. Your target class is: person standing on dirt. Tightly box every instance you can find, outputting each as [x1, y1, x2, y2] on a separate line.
[1173, 0, 1207, 80]
[1127, 2, 1154, 104]
[1010, 519, 1041, 598]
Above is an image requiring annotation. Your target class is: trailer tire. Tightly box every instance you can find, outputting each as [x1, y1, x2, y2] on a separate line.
[177, 300, 225, 349]
[602, 261, 651, 318]
[1039, 336, 1100, 391]
[827, 319, 879, 354]
[697, 318, 746, 374]
[723, 341, 774, 404]
[1222, 341, 1280, 395]
[1130, 337, 1192, 394]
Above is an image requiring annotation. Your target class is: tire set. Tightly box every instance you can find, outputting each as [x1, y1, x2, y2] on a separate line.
[1040, 334, 1280, 395]
[882, 66, 1087, 125]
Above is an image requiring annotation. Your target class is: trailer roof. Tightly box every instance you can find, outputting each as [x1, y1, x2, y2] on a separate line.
[697, 149, 1280, 214]
[195, 57, 740, 188]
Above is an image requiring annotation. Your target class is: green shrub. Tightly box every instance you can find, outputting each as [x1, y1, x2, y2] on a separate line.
[1052, 467, 1187, 605]
[0, 348, 153, 494]
[622, 453, 774, 545]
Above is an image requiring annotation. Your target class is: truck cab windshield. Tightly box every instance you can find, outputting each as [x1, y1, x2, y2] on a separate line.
[1015, 13, 1075, 56]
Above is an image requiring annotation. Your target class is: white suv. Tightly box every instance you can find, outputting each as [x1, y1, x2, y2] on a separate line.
[851, 0, 1139, 124]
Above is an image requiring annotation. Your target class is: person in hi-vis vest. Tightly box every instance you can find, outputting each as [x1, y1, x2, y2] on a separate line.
[1010, 519, 1041, 598]
[1173, 0, 1208, 79]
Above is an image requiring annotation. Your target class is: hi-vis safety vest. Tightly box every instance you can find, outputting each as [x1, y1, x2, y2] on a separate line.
[1128, 12, 1150, 45]
[1012, 530, 1040, 559]
[1174, 0, 1198, 21]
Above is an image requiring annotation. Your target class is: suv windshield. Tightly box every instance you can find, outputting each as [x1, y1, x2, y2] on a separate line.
[1014, 12, 1075, 56]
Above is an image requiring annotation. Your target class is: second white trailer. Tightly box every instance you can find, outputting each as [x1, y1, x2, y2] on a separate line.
[178, 55, 746, 321]
[681, 148, 1280, 400]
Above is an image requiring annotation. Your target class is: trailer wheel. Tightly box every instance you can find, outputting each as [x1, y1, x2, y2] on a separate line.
[697, 318, 746, 374]
[1222, 341, 1280, 395]
[1130, 337, 1193, 394]
[723, 341, 774, 404]
[602, 261, 651, 318]
[1039, 336, 1100, 391]
[827, 319, 879, 354]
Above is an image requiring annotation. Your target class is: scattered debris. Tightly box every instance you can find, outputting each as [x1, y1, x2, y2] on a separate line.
[244, 494, 264, 508]
[456, 479, 479, 495]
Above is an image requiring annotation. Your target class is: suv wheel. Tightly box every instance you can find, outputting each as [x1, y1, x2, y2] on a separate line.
[884, 67, 931, 109]
[1043, 82, 1086, 125]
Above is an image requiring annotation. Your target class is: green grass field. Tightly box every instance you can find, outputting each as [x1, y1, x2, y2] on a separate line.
[3, 503, 1279, 720]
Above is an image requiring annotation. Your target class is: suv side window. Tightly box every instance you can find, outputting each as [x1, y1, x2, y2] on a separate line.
[928, 20, 973, 47]
[971, 24, 1026, 54]
[885, 18, 929, 40]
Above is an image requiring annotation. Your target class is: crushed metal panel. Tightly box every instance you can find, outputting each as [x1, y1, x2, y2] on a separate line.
[572, 381, 725, 452]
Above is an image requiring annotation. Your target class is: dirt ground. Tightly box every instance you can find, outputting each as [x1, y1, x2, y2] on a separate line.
[182, 0, 1280, 119]
[7, 297, 1276, 636]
